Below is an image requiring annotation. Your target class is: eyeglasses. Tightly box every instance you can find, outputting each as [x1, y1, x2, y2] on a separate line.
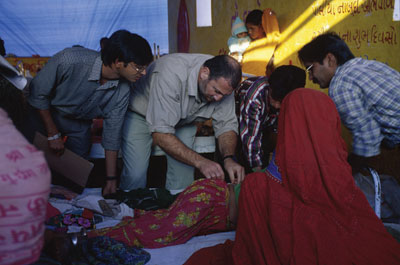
[130, 63, 146, 73]
[306, 64, 314, 74]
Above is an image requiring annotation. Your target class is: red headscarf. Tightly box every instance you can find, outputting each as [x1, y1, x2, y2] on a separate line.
[185, 88, 400, 265]
[276, 88, 357, 222]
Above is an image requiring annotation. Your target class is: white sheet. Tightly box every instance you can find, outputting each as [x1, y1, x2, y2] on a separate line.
[49, 186, 235, 264]
[48, 187, 133, 232]
[144, 231, 235, 265]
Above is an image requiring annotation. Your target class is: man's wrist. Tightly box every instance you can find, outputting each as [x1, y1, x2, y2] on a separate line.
[105, 176, 118, 181]
[223, 155, 236, 162]
[47, 133, 61, 141]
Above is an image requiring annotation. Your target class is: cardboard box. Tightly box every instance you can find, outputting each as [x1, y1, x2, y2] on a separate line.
[33, 132, 93, 193]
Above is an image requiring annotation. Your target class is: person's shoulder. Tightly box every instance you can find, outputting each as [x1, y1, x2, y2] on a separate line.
[53, 47, 98, 65]
[243, 76, 268, 90]
[333, 58, 362, 82]
[360, 58, 399, 74]
[338, 57, 382, 73]
[153, 53, 211, 72]
[337, 57, 361, 70]
[253, 76, 268, 85]
[163, 53, 212, 61]
[337, 58, 394, 80]
[238, 76, 267, 102]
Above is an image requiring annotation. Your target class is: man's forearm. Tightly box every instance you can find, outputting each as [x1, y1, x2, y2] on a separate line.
[152, 132, 206, 168]
[105, 150, 118, 177]
[37, 109, 59, 136]
[218, 131, 245, 184]
[103, 149, 119, 196]
[218, 130, 237, 157]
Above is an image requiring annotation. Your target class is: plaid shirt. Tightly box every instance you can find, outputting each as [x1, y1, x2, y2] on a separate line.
[329, 58, 400, 157]
[238, 76, 277, 168]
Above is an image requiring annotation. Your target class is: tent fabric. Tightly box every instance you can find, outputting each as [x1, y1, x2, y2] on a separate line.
[0, 0, 168, 57]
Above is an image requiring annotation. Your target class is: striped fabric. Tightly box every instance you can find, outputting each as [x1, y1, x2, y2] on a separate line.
[238, 76, 277, 169]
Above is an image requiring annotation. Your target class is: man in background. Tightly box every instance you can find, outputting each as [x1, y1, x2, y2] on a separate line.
[25, 29, 153, 195]
[298, 32, 400, 173]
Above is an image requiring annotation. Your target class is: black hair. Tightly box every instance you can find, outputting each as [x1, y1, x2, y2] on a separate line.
[0, 76, 26, 131]
[298, 32, 355, 66]
[204, 55, 242, 89]
[0, 38, 5, 57]
[245, 9, 263, 26]
[101, 30, 153, 67]
[269, 65, 306, 102]
[100, 37, 109, 50]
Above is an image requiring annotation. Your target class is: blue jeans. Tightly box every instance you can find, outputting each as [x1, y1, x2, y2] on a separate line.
[120, 111, 196, 190]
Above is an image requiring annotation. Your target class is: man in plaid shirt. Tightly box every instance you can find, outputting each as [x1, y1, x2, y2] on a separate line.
[299, 32, 400, 173]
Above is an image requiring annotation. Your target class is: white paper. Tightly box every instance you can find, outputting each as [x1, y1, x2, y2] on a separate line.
[394, 0, 400, 21]
[196, 0, 212, 27]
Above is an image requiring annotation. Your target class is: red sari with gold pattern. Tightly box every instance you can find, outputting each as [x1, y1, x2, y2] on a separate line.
[185, 88, 400, 265]
[89, 178, 230, 248]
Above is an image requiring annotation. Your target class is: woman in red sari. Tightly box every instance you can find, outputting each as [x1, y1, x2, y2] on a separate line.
[185, 88, 400, 264]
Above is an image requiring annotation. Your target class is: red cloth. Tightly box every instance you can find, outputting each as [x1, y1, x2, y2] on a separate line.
[89, 179, 230, 248]
[45, 202, 61, 220]
[185, 88, 400, 265]
[184, 240, 234, 265]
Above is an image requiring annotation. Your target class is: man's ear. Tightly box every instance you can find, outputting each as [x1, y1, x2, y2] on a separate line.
[326, 53, 338, 67]
[114, 59, 124, 69]
[199, 66, 210, 81]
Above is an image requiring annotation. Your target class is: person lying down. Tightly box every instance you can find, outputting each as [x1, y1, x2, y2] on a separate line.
[44, 178, 238, 252]
[88, 178, 238, 248]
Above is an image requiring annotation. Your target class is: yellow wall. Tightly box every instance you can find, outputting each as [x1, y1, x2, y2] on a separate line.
[168, 0, 400, 173]
[169, 0, 399, 89]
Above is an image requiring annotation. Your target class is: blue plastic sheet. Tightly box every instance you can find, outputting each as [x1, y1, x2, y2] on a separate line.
[0, 0, 168, 57]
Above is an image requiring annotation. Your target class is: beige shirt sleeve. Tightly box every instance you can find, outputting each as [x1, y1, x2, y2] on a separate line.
[146, 70, 183, 134]
[211, 93, 238, 138]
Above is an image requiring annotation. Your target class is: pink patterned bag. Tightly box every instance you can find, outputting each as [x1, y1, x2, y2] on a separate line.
[0, 109, 51, 265]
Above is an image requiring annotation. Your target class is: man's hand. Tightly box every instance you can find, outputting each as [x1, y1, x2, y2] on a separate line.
[102, 180, 117, 197]
[224, 158, 245, 184]
[153, 132, 226, 180]
[48, 138, 65, 156]
[197, 159, 225, 180]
